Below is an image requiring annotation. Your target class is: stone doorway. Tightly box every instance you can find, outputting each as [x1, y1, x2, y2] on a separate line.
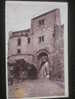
[37, 52, 50, 79]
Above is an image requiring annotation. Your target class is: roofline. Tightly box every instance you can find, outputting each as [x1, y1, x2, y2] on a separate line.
[12, 28, 30, 33]
[10, 8, 60, 34]
[32, 8, 60, 20]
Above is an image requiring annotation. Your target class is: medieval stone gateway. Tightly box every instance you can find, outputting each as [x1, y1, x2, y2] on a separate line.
[8, 8, 64, 84]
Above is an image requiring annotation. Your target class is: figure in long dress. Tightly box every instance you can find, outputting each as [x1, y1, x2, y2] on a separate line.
[39, 61, 50, 79]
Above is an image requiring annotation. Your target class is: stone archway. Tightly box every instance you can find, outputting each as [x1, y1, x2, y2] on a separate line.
[36, 49, 49, 68]
[37, 52, 48, 69]
[36, 49, 51, 79]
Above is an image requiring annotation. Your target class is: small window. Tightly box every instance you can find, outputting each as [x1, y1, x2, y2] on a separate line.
[39, 19, 45, 25]
[17, 49, 21, 54]
[42, 36, 44, 42]
[53, 33, 55, 38]
[39, 37, 41, 43]
[39, 36, 44, 43]
[18, 38, 21, 46]
[28, 37, 30, 44]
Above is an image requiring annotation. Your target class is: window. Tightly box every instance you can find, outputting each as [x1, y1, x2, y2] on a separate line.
[17, 49, 21, 54]
[39, 37, 41, 43]
[53, 33, 55, 38]
[39, 36, 44, 43]
[42, 36, 44, 42]
[39, 19, 45, 25]
[28, 37, 30, 44]
[18, 38, 21, 46]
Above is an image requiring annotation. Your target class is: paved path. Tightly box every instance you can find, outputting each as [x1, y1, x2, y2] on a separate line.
[8, 79, 64, 99]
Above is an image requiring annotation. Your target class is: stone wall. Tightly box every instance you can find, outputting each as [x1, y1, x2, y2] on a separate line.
[51, 24, 64, 81]
[31, 9, 61, 55]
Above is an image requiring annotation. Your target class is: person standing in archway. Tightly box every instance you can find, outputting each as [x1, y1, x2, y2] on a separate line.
[43, 60, 50, 79]
[39, 59, 51, 80]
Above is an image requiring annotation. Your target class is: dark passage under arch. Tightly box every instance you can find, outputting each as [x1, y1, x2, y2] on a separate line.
[37, 52, 48, 60]
[27, 64, 38, 79]
[37, 52, 49, 70]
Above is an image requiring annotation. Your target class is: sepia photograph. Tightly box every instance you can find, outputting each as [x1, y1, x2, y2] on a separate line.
[5, 1, 68, 99]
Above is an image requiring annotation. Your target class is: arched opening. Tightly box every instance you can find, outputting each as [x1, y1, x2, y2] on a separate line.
[37, 52, 48, 60]
[37, 51, 51, 79]
[16, 60, 38, 80]
[37, 52, 48, 69]
[27, 64, 38, 79]
[8, 59, 38, 85]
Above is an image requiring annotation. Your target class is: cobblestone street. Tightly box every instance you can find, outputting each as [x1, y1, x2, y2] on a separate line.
[8, 79, 64, 99]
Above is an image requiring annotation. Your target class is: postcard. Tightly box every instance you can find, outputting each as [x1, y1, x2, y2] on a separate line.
[5, 1, 68, 99]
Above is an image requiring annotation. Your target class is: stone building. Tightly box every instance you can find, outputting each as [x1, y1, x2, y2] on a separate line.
[8, 8, 64, 82]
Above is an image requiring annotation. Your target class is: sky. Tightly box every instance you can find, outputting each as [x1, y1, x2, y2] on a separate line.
[6, 1, 68, 38]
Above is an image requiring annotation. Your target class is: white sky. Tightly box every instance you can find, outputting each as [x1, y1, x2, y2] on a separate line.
[6, 1, 68, 37]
